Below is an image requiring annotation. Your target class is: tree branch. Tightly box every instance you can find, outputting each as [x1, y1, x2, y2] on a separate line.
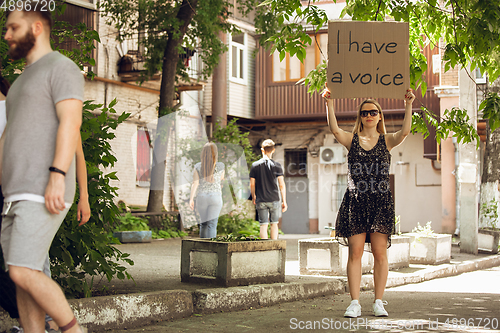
[374, 0, 383, 21]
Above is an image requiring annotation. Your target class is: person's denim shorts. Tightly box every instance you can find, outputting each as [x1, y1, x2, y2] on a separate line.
[256, 201, 281, 225]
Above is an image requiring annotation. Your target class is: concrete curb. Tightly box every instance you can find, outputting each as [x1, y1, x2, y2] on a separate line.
[193, 279, 347, 314]
[383, 253, 500, 289]
[1, 254, 498, 332]
[71, 290, 193, 332]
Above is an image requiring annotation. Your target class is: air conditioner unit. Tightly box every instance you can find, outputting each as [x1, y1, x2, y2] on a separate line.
[320, 146, 345, 164]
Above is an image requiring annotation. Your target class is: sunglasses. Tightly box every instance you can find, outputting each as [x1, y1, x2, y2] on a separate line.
[360, 109, 380, 117]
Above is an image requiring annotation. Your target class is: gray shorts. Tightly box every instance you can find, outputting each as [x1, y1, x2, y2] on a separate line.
[256, 201, 281, 225]
[1, 201, 69, 271]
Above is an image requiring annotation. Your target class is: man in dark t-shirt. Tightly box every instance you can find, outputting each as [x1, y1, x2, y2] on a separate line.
[250, 139, 287, 239]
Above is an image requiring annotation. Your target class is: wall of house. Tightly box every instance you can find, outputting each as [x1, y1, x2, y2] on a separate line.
[202, 29, 256, 121]
[228, 33, 256, 120]
[83, 13, 175, 209]
[317, 133, 442, 235]
[251, 125, 442, 235]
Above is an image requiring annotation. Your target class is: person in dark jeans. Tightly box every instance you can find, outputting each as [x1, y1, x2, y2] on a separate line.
[0, 72, 21, 324]
[0, 193, 19, 321]
[250, 139, 287, 240]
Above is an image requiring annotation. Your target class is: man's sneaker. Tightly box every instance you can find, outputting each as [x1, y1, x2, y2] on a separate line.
[45, 319, 60, 333]
[373, 299, 388, 317]
[344, 300, 362, 318]
[45, 327, 60, 332]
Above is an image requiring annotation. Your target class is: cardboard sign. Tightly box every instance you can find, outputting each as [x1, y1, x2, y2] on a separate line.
[327, 21, 409, 99]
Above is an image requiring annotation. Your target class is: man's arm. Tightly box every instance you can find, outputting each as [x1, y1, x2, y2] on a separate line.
[250, 177, 256, 205]
[76, 136, 90, 225]
[277, 175, 287, 213]
[44, 99, 83, 214]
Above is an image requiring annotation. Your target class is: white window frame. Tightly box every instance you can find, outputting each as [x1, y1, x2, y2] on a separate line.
[64, 0, 96, 10]
[476, 68, 487, 84]
[229, 32, 247, 85]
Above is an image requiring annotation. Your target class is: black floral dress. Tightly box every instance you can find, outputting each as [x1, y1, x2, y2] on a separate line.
[335, 133, 395, 248]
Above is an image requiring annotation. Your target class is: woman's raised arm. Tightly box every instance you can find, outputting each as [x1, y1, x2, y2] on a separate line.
[386, 89, 415, 150]
[323, 89, 353, 150]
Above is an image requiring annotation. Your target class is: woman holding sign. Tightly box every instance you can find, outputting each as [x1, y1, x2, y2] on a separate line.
[322, 87, 415, 318]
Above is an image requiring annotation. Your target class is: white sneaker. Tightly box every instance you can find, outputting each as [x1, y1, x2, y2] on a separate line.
[344, 300, 362, 318]
[373, 299, 388, 317]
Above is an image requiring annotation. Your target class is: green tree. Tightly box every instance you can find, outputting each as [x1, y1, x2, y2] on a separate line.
[100, 0, 256, 212]
[253, 0, 500, 139]
[50, 100, 133, 298]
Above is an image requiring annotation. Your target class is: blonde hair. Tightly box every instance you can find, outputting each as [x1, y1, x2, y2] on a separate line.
[352, 99, 387, 134]
[200, 142, 218, 183]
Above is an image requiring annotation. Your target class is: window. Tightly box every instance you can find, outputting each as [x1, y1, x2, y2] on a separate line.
[230, 33, 247, 84]
[285, 149, 307, 177]
[272, 52, 303, 82]
[137, 127, 152, 186]
[65, 0, 96, 9]
[476, 68, 487, 84]
[272, 33, 327, 83]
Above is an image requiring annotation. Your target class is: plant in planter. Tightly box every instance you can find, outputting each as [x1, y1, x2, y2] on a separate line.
[478, 199, 500, 253]
[113, 213, 152, 243]
[404, 221, 452, 264]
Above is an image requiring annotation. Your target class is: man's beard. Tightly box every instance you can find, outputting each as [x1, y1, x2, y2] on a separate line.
[8, 29, 36, 60]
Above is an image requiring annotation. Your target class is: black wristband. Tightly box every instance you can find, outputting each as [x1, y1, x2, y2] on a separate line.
[49, 166, 66, 177]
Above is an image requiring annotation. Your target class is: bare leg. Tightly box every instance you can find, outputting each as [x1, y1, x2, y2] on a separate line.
[346, 233, 366, 300]
[270, 223, 279, 240]
[9, 266, 83, 333]
[16, 286, 45, 333]
[370, 232, 389, 300]
[259, 224, 269, 239]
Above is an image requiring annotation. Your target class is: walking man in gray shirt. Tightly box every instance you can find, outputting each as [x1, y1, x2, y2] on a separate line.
[250, 139, 287, 239]
[1, 5, 86, 332]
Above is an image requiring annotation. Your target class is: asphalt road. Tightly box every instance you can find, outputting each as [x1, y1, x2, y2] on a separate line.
[109, 266, 500, 333]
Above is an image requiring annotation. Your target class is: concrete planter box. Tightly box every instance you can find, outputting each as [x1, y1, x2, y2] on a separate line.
[387, 235, 411, 269]
[299, 238, 373, 276]
[478, 229, 500, 254]
[113, 231, 152, 243]
[403, 233, 452, 264]
[181, 239, 286, 287]
[299, 236, 409, 276]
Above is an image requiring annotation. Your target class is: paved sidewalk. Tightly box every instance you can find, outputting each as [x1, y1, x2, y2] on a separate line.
[0, 235, 499, 332]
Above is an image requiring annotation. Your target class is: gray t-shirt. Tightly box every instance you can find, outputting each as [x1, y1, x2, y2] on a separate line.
[3, 51, 84, 203]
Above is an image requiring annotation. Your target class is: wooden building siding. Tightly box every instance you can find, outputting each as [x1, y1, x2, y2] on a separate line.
[202, 77, 213, 116]
[421, 44, 440, 160]
[228, 33, 256, 119]
[54, 3, 97, 66]
[255, 40, 440, 159]
[255, 44, 440, 124]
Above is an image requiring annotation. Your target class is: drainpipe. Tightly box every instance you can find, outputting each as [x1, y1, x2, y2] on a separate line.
[453, 137, 460, 236]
